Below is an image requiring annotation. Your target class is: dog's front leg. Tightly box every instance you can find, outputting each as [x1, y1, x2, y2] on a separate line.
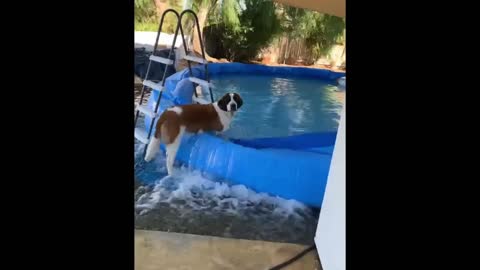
[165, 128, 184, 176]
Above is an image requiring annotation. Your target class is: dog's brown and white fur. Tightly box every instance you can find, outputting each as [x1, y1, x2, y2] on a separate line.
[144, 93, 243, 175]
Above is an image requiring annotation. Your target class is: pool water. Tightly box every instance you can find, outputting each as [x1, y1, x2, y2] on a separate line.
[135, 73, 343, 244]
[210, 74, 343, 139]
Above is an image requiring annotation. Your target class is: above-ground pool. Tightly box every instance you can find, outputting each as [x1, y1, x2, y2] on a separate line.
[142, 63, 344, 207]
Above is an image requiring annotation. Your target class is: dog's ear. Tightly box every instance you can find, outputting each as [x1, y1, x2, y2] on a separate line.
[217, 94, 229, 111]
[233, 93, 243, 109]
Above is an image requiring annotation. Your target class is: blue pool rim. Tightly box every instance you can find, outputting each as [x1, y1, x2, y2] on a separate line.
[144, 63, 345, 208]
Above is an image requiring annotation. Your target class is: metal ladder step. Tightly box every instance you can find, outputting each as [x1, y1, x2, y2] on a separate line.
[189, 77, 211, 88]
[183, 54, 208, 64]
[136, 104, 158, 118]
[149, 55, 174, 65]
[195, 85, 204, 97]
[143, 80, 164, 91]
[193, 96, 209, 104]
[134, 128, 150, 144]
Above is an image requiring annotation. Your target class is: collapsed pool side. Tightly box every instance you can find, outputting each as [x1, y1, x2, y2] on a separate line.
[144, 63, 345, 207]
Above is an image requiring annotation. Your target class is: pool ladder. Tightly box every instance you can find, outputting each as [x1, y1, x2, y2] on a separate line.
[134, 9, 214, 147]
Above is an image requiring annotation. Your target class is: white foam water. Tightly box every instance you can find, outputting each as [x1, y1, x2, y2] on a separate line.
[135, 166, 308, 217]
[134, 141, 319, 244]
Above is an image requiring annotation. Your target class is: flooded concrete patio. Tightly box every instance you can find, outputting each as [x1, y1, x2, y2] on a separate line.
[135, 230, 321, 270]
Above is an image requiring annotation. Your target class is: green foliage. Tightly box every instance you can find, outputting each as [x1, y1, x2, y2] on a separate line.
[281, 6, 345, 59]
[134, 0, 346, 62]
[134, 0, 184, 33]
[163, 0, 183, 33]
[134, 0, 157, 24]
[191, 0, 212, 11]
[221, 0, 241, 31]
[306, 14, 345, 58]
[204, 0, 344, 62]
[135, 21, 161, 31]
[211, 0, 281, 61]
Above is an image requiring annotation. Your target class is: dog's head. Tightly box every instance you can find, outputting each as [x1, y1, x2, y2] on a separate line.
[217, 93, 243, 112]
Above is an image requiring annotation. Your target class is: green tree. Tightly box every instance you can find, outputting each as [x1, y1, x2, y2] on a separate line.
[134, 0, 183, 33]
[280, 6, 345, 62]
[135, 0, 345, 64]
[134, 0, 157, 25]
[202, 0, 281, 61]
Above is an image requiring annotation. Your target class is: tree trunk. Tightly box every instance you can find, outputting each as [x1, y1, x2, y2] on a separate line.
[283, 37, 289, 64]
[154, 0, 168, 16]
[191, 4, 216, 61]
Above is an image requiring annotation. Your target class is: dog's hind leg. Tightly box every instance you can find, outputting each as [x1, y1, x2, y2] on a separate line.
[165, 126, 185, 175]
[145, 115, 168, 162]
[145, 135, 161, 162]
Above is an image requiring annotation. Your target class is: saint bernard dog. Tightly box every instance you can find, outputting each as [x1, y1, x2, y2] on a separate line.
[144, 93, 244, 175]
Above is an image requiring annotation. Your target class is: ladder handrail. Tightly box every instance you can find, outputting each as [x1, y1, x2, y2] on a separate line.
[134, 9, 181, 127]
[134, 9, 213, 153]
[145, 10, 183, 143]
[179, 9, 214, 103]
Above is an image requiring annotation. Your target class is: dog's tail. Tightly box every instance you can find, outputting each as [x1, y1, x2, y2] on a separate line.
[144, 115, 167, 162]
